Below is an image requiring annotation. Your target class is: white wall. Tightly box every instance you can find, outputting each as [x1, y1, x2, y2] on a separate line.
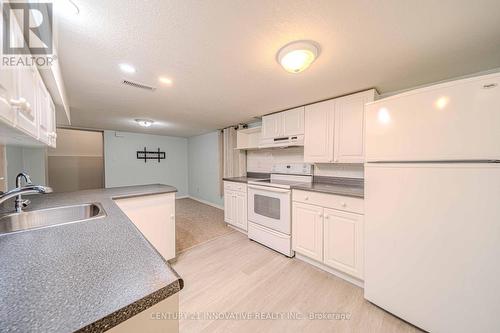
[5, 146, 47, 190]
[48, 129, 104, 192]
[104, 131, 188, 197]
[188, 131, 223, 208]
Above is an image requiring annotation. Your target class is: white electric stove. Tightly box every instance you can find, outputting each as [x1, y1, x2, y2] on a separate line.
[247, 163, 313, 256]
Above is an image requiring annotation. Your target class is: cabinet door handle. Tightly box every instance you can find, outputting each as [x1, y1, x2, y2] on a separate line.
[341, 202, 347, 207]
[10, 98, 26, 108]
[304, 196, 309, 200]
[318, 213, 323, 218]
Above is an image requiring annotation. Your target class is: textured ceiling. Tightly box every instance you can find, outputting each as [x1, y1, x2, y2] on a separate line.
[57, 0, 500, 137]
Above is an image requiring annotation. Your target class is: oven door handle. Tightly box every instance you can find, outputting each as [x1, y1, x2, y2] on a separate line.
[247, 184, 291, 193]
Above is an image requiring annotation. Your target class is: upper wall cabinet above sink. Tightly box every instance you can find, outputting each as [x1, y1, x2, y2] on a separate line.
[0, 65, 57, 148]
[0, 14, 57, 148]
[304, 89, 378, 164]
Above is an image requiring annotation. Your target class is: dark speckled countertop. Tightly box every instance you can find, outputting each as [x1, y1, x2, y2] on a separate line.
[223, 176, 265, 183]
[223, 172, 270, 183]
[293, 177, 364, 198]
[0, 184, 183, 333]
[224, 174, 364, 198]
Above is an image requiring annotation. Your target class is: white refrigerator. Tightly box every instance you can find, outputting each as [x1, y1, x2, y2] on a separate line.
[364, 73, 500, 333]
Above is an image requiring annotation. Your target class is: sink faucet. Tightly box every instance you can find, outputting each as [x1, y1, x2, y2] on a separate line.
[0, 173, 53, 213]
[15, 172, 32, 211]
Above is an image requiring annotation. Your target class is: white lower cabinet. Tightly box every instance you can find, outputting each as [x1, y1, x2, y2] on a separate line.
[114, 193, 176, 261]
[323, 208, 364, 279]
[292, 190, 364, 280]
[224, 190, 235, 225]
[292, 202, 323, 262]
[224, 181, 247, 232]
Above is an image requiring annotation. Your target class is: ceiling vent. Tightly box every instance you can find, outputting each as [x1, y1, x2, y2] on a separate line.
[122, 79, 156, 91]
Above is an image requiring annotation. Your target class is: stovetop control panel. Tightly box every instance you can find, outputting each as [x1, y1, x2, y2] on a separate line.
[271, 163, 313, 176]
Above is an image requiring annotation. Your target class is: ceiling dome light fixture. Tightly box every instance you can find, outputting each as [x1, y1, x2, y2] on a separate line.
[158, 77, 173, 85]
[135, 119, 154, 128]
[277, 40, 320, 73]
[119, 63, 136, 74]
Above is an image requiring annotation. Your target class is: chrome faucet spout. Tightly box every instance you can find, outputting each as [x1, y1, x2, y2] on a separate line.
[0, 173, 52, 213]
[16, 172, 32, 188]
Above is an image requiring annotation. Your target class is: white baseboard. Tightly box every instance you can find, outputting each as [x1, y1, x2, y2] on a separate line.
[175, 195, 189, 199]
[227, 223, 247, 235]
[185, 196, 224, 210]
[295, 253, 364, 288]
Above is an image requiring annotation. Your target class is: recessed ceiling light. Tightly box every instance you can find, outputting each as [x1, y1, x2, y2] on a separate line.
[277, 40, 320, 73]
[135, 119, 154, 127]
[119, 63, 136, 74]
[158, 77, 173, 85]
[435, 97, 449, 110]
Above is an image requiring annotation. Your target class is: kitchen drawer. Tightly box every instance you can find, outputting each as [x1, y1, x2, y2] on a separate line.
[292, 190, 364, 214]
[224, 181, 246, 193]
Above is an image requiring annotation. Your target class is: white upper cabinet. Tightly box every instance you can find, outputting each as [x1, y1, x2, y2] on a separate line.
[304, 99, 335, 163]
[47, 98, 56, 148]
[304, 89, 376, 164]
[261, 113, 283, 139]
[334, 90, 376, 163]
[262, 108, 305, 139]
[37, 77, 56, 147]
[0, 68, 17, 125]
[0, 12, 57, 148]
[15, 67, 38, 138]
[282, 107, 304, 136]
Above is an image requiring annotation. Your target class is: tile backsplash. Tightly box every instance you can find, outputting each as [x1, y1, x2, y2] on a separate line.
[313, 163, 364, 179]
[246, 147, 304, 173]
[246, 147, 364, 179]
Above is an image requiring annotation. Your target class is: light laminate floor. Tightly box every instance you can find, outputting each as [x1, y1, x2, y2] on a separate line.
[172, 232, 423, 333]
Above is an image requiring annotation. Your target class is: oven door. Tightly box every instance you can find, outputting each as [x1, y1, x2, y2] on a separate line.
[247, 184, 291, 234]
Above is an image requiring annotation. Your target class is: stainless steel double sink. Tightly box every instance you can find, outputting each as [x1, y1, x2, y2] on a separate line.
[0, 203, 106, 235]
